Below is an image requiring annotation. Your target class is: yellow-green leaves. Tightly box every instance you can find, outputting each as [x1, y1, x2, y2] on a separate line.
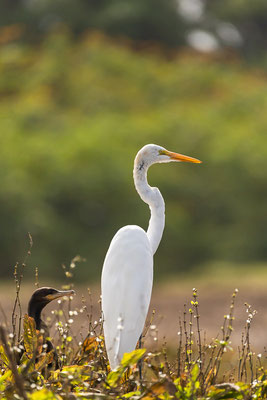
[106, 348, 146, 388]
[175, 363, 200, 399]
[75, 335, 104, 364]
[35, 350, 54, 372]
[22, 313, 55, 373]
[120, 348, 146, 368]
[23, 314, 43, 359]
[28, 388, 62, 400]
[0, 345, 9, 367]
[143, 381, 177, 400]
[0, 370, 12, 392]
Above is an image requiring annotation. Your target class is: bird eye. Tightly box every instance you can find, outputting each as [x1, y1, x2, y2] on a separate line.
[159, 150, 167, 156]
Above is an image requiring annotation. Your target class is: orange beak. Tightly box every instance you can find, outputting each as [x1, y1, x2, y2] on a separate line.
[161, 150, 202, 164]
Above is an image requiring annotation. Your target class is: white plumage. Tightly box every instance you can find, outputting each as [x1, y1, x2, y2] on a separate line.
[101, 144, 201, 370]
[101, 226, 153, 369]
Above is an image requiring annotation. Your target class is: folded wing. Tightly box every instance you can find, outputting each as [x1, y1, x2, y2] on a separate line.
[101, 225, 153, 370]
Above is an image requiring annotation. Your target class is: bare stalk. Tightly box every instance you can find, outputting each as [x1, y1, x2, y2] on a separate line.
[0, 325, 27, 400]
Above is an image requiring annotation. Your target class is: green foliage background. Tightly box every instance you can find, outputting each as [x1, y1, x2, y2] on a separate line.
[0, 30, 267, 280]
[1, 0, 267, 60]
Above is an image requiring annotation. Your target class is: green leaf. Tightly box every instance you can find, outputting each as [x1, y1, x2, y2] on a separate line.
[0, 345, 9, 367]
[123, 390, 141, 398]
[106, 369, 122, 388]
[207, 385, 243, 400]
[190, 363, 199, 383]
[0, 369, 12, 391]
[23, 314, 37, 358]
[35, 350, 54, 372]
[106, 349, 146, 388]
[28, 388, 62, 399]
[121, 348, 146, 368]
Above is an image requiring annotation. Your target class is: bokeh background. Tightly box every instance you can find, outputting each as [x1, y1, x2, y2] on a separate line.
[0, 0, 266, 352]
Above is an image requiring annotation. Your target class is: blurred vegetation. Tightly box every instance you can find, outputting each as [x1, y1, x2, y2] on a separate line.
[0, 29, 267, 280]
[1, 0, 267, 60]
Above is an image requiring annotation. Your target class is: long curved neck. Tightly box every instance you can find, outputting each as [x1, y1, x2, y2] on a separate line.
[133, 161, 165, 255]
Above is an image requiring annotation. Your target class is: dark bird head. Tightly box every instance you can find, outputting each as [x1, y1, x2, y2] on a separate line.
[28, 287, 75, 329]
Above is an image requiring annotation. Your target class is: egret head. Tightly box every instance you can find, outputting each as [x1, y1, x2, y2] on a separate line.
[135, 144, 201, 170]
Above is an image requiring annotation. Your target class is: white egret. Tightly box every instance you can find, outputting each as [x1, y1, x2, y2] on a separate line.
[101, 144, 201, 370]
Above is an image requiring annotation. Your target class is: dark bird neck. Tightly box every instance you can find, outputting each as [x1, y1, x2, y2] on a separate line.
[27, 299, 54, 358]
[28, 300, 45, 331]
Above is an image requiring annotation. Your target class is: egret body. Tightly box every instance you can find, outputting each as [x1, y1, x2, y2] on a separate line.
[101, 144, 201, 369]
